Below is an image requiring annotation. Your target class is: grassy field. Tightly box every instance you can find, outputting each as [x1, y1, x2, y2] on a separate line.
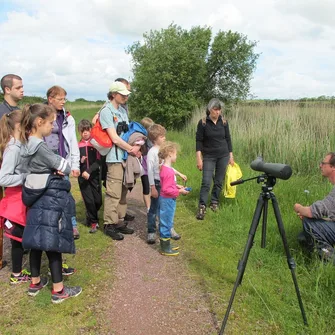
[1, 101, 335, 334]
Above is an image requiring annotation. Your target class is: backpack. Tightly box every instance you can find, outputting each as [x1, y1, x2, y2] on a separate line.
[121, 122, 148, 160]
[90, 117, 113, 156]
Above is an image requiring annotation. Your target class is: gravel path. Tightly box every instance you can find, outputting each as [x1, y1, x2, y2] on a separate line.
[103, 183, 219, 335]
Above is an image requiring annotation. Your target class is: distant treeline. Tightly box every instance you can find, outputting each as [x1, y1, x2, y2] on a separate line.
[0, 93, 104, 105]
[1, 92, 334, 108]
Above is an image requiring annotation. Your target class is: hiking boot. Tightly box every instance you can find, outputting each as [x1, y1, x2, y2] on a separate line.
[147, 233, 156, 244]
[171, 227, 181, 240]
[28, 277, 49, 296]
[209, 202, 219, 212]
[89, 223, 98, 234]
[160, 238, 179, 256]
[124, 213, 135, 221]
[10, 269, 31, 285]
[104, 224, 124, 240]
[51, 285, 82, 304]
[196, 205, 206, 220]
[115, 223, 134, 235]
[73, 226, 80, 240]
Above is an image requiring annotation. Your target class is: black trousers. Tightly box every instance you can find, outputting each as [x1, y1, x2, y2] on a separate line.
[78, 175, 102, 224]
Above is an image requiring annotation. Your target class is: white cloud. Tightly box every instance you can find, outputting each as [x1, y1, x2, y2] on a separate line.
[0, 0, 334, 100]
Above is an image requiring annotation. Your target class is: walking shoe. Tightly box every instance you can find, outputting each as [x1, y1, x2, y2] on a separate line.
[115, 223, 134, 235]
[73, 226, 80, 240]
[62, 263, 76, 276]
[48, 263, 76, 276]
[28, 277, 49, 296]
[147, 233, 156, 244]
[51, 285, 82, 304]
[196, 205, 206, 220]
[104, 224, 124, 240]
[209, 202, 219, 212]
[171, 227, 181, 240]
[124, 213, 135, 221]
[89, 223, 98, 234]
[10, 269, 31, 285]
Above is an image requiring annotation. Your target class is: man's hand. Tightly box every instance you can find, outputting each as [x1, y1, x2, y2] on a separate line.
[82, 171, 90, 180]
[294, 203, 312, 219]
[72, 170, 80, 178]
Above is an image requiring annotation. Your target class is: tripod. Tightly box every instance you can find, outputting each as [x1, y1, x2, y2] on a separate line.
[219, 175, 308, 334]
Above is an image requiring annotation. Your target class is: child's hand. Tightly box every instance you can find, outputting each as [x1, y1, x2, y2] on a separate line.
[56, 170, 65, 176]
[179, 187, 189, 195]
[151, 186, 158, 198]
[82, 171, 90, 180]
[179, 173, 187, 182]
[176, 184, 183, 189]
[72, 170, 80, 177]
[81, 156, 87, 163]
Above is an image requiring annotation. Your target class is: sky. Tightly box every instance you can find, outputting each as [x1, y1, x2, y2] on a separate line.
[0, 0, 334, 101]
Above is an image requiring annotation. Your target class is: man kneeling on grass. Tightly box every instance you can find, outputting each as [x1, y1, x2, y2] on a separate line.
[294, 152, 335, 264]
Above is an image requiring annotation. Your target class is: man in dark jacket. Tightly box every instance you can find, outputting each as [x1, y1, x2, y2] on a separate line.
[0, 74, 24, 118]
[294, 152, 335, 264]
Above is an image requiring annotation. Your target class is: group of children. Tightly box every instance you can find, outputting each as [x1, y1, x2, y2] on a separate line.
[0, 102, 189, 305]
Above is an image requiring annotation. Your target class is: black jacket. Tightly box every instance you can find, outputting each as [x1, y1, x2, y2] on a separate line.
[196, 115, 233, 158]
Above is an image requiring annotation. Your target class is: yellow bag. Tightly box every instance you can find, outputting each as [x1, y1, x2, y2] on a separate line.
[224, 162, 243, 199]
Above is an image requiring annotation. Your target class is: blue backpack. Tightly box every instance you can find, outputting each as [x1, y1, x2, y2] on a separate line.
[121, 122, 148, 160]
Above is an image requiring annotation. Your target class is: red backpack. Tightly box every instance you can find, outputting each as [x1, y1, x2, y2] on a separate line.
[90, 117, 113, 155]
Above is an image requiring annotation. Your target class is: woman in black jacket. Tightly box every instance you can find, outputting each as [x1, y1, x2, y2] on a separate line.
[195, 98, 234, 220]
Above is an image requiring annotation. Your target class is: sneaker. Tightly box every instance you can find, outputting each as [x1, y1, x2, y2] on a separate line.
[147, 233, 156, 244]
[62, 263, 76, 276]
[104, 224, 124, 240]
[10, 269, 31, 285]
[124, 213, 135, 221]
[196, 205, 206, 220]
[171, 228, 181, 240]
[73, 226, 80, 240]
[209, 202, 218, 212]
[51, 285, 82, 304]
[116, 223, 134, 235]
[28, 277, 49, 296]
[89, 223, 98, 234]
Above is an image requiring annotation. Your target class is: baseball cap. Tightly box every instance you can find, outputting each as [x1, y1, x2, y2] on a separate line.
[109, 81, 131, 95]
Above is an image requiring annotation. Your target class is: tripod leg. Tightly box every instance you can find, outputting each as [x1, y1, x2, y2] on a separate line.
[220, 195, 265, 334]
[271, 194, 308, 326]
[261, 198, 268, 248]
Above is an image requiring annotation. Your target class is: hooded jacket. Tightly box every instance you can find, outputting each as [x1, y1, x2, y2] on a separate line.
[21, 136, 75, 254]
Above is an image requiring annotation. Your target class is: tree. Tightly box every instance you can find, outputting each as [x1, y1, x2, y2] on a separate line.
[127, 24, 258, 129]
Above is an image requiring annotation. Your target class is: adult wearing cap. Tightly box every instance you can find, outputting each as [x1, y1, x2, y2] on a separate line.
[195, 98, 234, 220]
[100, 82, 141, 240]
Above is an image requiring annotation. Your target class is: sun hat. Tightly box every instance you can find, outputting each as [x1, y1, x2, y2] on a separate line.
[109, 81, 131, 95]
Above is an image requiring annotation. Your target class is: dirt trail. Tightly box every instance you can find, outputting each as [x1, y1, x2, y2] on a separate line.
[103, 183, 218, 335]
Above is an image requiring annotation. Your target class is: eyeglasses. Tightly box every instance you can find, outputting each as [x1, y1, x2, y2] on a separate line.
[320, 161, 332, 166]
[53, 97, 67, 102]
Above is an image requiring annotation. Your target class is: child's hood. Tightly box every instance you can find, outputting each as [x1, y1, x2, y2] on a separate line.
[20, 136, 45, 158]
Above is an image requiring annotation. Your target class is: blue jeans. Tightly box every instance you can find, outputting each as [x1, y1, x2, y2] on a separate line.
[199, 155, 229, 206]
[302, 217, 335, 258]
[147, 180, 161, 233]
[159, 197, 176, 238]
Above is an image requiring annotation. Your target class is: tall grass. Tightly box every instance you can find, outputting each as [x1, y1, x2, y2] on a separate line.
[186, 102, 335, 175]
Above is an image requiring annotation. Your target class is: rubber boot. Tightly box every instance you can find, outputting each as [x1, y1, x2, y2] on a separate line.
[160, 238, 179, 256]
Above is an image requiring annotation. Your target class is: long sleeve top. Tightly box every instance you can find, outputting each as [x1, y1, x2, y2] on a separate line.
[160, 165, 179, 198]
[147, 146, 160, 185]
[196, 115, 233, 158]
[311, 186, 335, 221]
[0, 137, 27, 187]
